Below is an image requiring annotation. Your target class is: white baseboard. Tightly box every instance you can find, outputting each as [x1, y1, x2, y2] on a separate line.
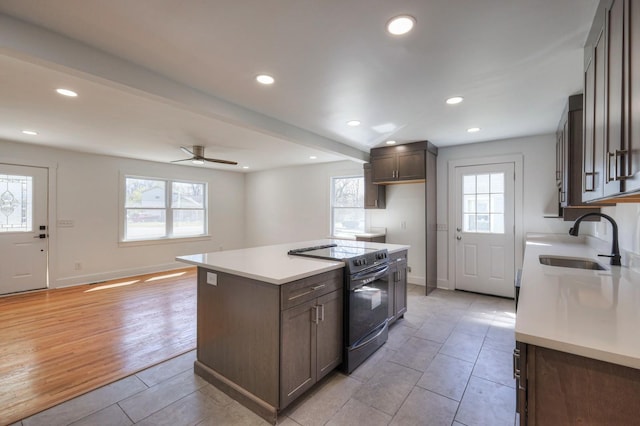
[408, 275, 425, 286]
[437, 279, 451, 290]
[53, 262, 188, 288]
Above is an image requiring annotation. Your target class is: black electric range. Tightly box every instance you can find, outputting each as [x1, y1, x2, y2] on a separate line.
[288, 243, 391, 373]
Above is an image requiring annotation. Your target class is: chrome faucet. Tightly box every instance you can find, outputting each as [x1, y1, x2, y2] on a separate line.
[569, 212, 621, 266]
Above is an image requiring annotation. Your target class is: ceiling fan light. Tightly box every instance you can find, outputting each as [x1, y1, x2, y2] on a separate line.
[191, 159, 205, 165]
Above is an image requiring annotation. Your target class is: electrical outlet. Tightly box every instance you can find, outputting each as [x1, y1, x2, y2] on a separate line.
[207, 272, 218, 286]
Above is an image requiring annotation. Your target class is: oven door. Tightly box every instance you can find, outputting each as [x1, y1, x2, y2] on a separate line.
[347, 263, 389, 346]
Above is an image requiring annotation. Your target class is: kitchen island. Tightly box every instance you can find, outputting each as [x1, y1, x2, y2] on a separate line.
[177, 239, 410, 424]
[515, 233, 640, 425]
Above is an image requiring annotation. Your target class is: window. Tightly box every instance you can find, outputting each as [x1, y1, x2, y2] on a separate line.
[462, 172, 504, 233]
[331, 176, 365, 237]
[0, 174, 33, 233]
[123, 176, 207, 241]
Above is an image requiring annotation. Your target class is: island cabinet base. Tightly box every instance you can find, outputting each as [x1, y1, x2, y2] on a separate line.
[516, 342, 640, 425]
[195, 266, 344, 424]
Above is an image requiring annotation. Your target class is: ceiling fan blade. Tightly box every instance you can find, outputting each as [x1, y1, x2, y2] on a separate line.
[180, 146, 194, 156]
[204, 157, 238, 165]
[171, 158, 192, 163]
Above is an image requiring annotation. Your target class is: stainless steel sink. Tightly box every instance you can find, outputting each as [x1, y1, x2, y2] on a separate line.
[539, 255, 608, 270]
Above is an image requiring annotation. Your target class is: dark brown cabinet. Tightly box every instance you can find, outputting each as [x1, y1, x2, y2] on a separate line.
[370, 143, 426, 184]
[387, 250, 408, 323]
[363, 163, 385, 209]
[555, 94, 603, 219]
[514, 341, 640, 425]
[280, 281, 342, 408]
[582, 0, 640, 202]
[195, 267, 343, 423]
[368, 141, 438, 296]
[623, 0, 640, 194]
[583, 8, 608, 202]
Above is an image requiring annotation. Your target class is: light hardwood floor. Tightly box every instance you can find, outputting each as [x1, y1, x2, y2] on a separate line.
[0, 267, 197, 425]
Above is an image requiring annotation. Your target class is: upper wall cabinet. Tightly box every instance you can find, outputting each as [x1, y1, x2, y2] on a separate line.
[370, 141, 435, 184]
[556, 94, 604, 218]
[363, 163, 385, 209]
[583, 0, 640, 202]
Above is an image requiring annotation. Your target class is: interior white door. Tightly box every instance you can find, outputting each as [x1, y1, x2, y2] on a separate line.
[454, 163, 514, 298]
[0, 164, 48, 295]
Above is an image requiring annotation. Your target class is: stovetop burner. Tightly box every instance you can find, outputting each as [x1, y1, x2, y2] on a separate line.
[288, 243, 388, 273]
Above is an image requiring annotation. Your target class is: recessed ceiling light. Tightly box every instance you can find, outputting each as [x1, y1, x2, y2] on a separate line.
[256, 74, 275, 85]
[386, 140, 397, 145]
[309, 156, 318, 160]
[242, 166, 250, 169]
[467, 127, 481, 133]
[22, 130, 38, 135]
[56, 88, 78, 97]
[446, 96, 464, 105]
[347, 120, 361, 127]
[387, 15, 416, 35]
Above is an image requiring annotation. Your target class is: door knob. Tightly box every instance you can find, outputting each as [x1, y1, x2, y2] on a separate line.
[456, 227, 461, 232]
[456, 236, 462, 240]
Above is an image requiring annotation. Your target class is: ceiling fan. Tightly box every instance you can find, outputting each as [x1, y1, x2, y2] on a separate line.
[171, 145, 238, 165]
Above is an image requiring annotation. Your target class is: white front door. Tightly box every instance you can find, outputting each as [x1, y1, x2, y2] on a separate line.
[454, 163, 515, 298]
[0, 164, 48, 295]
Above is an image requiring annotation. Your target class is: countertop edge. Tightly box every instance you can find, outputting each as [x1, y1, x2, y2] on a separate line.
[177, 256, 344, 285]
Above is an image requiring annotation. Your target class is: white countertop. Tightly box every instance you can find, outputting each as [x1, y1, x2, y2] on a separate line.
[176, 239, 410, 285]
[516, 233, 640, 369]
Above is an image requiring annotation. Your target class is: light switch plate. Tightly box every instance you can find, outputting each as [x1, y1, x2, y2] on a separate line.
[206, 272, 218, 286]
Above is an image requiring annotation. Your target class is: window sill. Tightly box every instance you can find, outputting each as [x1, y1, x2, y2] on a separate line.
[119, 235, 212, 247]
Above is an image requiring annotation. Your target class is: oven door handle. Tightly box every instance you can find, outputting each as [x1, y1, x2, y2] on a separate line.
[350, 319, 389, 351]
[351, 264, 389, 282]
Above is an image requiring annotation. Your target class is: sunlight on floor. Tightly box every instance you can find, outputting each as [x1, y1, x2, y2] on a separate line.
[84, 280, 140, 293]
[145, 271, 187, 282]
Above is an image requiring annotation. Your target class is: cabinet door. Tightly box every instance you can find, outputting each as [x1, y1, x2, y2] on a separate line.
[624, 0, 640, 193]
[387, 261, 397, 322]
[280, 299, 317, 408]
[556, 127, 567, 207]
[394, 259, 408, 318]
[316, 290, 343, 380]
[371, 154, 396, 182]
[583, 25, 607, 201]
[364, 163, 386, 209]
[397, 150, 426, 181]
[604, 0, 625, 197]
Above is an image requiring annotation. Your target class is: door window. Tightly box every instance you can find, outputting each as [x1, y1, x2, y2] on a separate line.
[462, 173, 504, 233]
[0, 174, 33, 233]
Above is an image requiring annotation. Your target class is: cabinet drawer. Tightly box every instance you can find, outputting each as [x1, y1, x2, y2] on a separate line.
[390, 250, 407, 263]
[281, 269, 343, 310]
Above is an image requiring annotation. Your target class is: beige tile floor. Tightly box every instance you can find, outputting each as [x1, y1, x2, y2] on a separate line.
[14, 285, 517, 426]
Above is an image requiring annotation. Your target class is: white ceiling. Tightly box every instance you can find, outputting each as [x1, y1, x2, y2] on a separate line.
[0, 0, 599, 172]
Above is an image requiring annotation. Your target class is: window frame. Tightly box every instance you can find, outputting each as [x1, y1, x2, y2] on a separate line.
[120, 174, 209, 245]
[330, 175, 365, 238]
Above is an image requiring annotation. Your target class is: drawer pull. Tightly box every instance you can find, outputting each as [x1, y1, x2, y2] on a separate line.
[287, 284, 327, 301]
